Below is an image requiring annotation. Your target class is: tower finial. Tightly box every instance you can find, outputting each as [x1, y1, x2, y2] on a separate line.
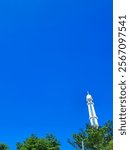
[87, 91, 89, 95]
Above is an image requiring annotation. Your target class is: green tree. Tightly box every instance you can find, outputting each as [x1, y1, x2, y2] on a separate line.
[68, 121, 113, 150]
[16, 134, 60, 150]
[0, 143, 9, 150]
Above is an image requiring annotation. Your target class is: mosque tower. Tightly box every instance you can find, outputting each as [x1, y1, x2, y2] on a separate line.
[86, 92, 99, 127]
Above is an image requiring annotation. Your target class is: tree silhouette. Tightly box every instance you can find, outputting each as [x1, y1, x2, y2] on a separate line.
[16, 134, 60, 150]
[68, 121, 113, 150]
[0, 144, 9, 150]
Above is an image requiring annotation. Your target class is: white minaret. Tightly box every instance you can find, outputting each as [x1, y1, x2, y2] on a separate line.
[86, 92, 99, 128]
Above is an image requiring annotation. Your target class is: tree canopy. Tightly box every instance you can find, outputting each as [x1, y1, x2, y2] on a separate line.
[16, 134, 60, 150]
[0, 144, 9, 150]
[68, 121, 113, 150]
[0, 121, 113, 150]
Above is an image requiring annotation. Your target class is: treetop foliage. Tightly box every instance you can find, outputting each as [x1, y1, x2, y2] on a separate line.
[16, 134, 60, 150]
[0, 121, 113, 150]
[68, 121, 113, 150]
[0, 144, 9, 150]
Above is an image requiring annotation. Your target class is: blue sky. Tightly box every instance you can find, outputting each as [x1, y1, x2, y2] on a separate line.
[0, 0, 112, 149]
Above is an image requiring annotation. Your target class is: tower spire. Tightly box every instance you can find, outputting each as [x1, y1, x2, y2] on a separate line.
[86, 92, 99, 128]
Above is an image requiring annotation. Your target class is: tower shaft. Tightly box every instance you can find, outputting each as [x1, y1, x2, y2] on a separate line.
[86, 93, 99, 127]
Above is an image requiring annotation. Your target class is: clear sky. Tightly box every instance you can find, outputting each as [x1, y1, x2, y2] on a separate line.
[0, 0, 112, 149]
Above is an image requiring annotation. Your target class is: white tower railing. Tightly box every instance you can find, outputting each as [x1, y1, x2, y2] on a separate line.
[86, 92, 99, 128]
